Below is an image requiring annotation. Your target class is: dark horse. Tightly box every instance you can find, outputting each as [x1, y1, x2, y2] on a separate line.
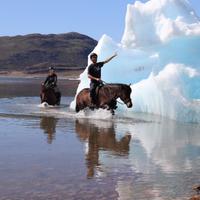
[40, 84, 61, 106]
[75, 83, 132, 114]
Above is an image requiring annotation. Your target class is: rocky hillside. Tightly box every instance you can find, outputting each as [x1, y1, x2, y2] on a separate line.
[0, 32, 97, 74]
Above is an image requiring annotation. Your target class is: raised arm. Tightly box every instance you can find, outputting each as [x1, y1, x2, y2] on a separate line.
[103, 52, 117, 64]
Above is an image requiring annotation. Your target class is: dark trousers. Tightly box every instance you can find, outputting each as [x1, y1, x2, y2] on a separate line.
[90, 82, 99, 104]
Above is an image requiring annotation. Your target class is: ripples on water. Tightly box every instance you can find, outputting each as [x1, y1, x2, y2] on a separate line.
[0, 78, 200, 200]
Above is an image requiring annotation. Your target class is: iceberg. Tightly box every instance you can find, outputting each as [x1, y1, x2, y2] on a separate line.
[71, 0, 200, 123]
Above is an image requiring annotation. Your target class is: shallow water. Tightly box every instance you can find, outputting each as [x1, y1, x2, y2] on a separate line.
[0, 77, 199, 200]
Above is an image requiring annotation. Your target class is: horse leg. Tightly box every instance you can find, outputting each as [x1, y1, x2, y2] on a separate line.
[40, 93, 45, 103]
[89, 104, 96, 110]
[110, 99, 117, 109]
[98, 98, 109, 110]
[56, 92, 61, 105]
[75, 104, 80, 112]
[76, 102, 86, 112]
[99, 103, 110, 110]
[40, 94, 42, 103]
[111, 109, 115, 115]
[101, 100, 116, 111]
[100, 104, 115, 116]
[76, 100, 91, 112]
[107, 100, 117, 115]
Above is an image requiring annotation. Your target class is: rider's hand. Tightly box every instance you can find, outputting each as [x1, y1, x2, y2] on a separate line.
[113, 51, 118, 57]
[98, 79, 103, 84]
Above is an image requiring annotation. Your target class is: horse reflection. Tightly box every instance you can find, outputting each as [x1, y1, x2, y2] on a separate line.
[75, 119, 131, 178]
[40, 116, 58, 144]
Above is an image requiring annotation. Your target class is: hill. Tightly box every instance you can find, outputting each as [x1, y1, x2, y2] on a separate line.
[0, 32, 97, 74]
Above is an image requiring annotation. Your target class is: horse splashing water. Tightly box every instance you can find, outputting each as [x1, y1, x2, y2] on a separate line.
[40, 85, 61, 106]
[75, 83, 132, 115]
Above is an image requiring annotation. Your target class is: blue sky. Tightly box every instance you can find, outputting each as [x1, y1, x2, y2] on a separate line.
[0, 0, 199, 42]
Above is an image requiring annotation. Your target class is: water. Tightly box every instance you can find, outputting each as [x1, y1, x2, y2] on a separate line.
[0, 77, 199, 200]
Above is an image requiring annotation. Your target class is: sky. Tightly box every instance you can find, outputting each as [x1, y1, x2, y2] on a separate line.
[0, 0, 199, 42]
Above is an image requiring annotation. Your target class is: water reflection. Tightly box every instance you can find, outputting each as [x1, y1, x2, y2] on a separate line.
[75, 119, 131, 178]
[40, 116, 58, 144]
[129, 120, 200, 173]
[115, 120, 200, 200]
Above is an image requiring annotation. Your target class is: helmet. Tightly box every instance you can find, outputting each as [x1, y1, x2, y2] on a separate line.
[90, 53, 98, 59]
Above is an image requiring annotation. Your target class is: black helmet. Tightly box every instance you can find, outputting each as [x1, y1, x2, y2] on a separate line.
[90, 53, 98, 59]
[49, 66, 55, 71]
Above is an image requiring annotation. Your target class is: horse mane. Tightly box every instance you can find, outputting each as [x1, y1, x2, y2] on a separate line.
[103, 83, 131, 91]
[104, 83, 128, 86]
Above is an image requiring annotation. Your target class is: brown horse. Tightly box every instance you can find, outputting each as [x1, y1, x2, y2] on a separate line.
[75, 83, 132, 114]
[40, 84, 61, 106]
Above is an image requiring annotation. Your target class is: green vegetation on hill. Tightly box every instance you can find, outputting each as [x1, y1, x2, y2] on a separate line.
[0, 32, 97, 74]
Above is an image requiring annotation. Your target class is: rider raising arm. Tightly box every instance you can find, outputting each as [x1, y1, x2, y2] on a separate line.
[103, 52, 117, 64]
[87, 52, 117, 106]
[88, 52, 117, 82]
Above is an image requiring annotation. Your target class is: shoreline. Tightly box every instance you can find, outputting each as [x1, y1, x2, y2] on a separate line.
[0, 69, 83, 80]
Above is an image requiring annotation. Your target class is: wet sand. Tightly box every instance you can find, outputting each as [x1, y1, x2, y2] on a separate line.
[0, 69, 83, 79]
[0, 76, 79, 98]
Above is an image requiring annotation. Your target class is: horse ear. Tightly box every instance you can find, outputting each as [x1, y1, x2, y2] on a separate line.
[129, 83, 131, 86]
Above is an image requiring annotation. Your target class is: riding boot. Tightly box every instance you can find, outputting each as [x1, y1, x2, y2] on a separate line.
[89, 82, 99, 110]
[90, 91, 97, 109]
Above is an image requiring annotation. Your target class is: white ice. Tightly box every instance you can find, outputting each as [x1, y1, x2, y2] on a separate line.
[70, 0, 200, 123]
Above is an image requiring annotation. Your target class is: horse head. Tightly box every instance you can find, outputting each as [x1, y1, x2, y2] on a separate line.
[119, 84, 133, 108]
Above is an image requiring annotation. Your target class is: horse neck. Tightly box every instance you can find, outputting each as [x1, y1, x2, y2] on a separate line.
[105, 84, 124, 100]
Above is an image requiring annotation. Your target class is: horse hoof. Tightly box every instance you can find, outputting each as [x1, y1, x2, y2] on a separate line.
[111, 110, 115, 115]
[89, 106, 95, 110]
[89, 104, 98, 110]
